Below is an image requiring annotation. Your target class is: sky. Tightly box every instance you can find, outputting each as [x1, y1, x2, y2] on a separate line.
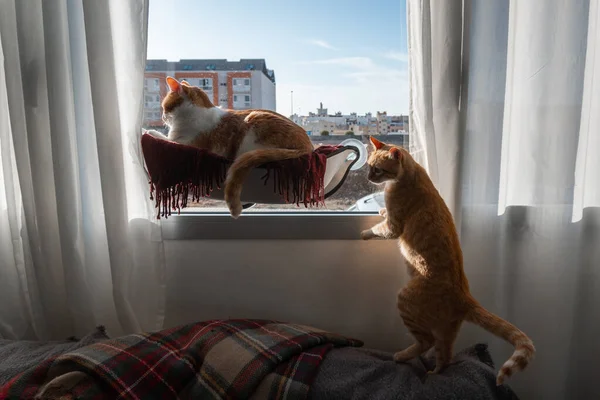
[147, 0, 408, 116]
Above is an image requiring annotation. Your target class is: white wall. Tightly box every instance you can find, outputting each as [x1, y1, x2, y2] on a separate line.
[162, 238, 514, 356]
[258, 72, 276, 111]
[164, 240, 407, 350]
[162, 236, 548, 398]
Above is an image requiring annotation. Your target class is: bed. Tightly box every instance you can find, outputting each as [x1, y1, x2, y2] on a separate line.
[0, 319, 519, 399]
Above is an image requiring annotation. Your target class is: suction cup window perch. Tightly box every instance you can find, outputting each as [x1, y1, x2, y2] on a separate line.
[140, 133, 368, 218]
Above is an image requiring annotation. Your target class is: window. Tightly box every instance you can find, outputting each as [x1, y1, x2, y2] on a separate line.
[145, 1, 408, 216]
[233, 78, 250, 87]
[233, 95, 251, 107]
[180, 78, 213, 90]
[145, 78, 160, 91]
[199, 78, 212, 90]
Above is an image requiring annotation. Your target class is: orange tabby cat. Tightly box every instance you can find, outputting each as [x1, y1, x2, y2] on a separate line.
[145, 77, 313, 218]
[361, 136, 535, 385]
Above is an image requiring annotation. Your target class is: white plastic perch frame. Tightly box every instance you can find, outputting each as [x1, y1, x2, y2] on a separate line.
[204, 144, 365, 208]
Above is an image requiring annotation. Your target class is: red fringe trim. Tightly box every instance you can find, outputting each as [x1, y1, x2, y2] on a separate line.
[141, 134, 339, 219]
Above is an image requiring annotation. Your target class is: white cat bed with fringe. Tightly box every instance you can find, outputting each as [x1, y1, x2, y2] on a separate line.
[141, 133, 366, 218]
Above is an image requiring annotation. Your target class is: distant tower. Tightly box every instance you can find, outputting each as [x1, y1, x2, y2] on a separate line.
[317, 102, 327, 117]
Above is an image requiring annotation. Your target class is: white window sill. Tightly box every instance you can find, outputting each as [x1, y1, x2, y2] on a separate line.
[160, 212, 381, 240]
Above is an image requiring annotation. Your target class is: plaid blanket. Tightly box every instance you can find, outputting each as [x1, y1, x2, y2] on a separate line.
[0, 319, 362, 400]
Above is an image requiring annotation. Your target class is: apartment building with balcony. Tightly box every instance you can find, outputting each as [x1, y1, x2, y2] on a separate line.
[143, 58, 276, 128]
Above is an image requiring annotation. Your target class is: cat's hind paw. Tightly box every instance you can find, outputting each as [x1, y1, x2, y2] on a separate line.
[227, 200, 243, 219]
[393, 351, 414, 363]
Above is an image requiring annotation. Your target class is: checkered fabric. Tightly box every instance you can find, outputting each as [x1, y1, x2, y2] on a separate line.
[0, 319, 362, 400]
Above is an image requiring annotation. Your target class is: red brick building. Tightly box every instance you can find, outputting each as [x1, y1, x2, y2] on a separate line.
[143, 59, 276, 129]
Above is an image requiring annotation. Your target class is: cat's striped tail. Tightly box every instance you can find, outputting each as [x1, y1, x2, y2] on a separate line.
[465, 303, 535, 385]
[224, 148, 310, 218]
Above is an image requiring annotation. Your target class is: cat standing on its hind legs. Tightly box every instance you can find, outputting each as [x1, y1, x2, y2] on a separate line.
[361, 136, 534, 386]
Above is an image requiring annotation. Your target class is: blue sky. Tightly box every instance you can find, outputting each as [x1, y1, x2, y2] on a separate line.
[147, 0, 408, 116]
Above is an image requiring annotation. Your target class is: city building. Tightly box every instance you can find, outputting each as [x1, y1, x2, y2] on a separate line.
[316, 102, 328, 117]
[389, 115, 409, 133]
[376, 111, 389, 135]
[143, 59, 276, 128]
[293, 103, 409, 142]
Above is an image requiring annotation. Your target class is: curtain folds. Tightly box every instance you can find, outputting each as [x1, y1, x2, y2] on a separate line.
[0, 0, 165, 341]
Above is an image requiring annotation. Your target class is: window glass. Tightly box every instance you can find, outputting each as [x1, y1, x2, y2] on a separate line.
[144, 0, 408, 212]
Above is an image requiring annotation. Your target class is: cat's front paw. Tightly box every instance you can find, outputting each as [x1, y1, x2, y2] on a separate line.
[361, 229, 375, 240]
[379, 208, 387, 218]
[144, 129, 168, 140]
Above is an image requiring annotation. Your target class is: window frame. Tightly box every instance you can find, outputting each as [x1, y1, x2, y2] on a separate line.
[233, 78, 251, 87]
[157, 154, 385, 241]
[142, 2, 399, 241]
[160, 211, 382, 240]
[199, 78, 213, 90]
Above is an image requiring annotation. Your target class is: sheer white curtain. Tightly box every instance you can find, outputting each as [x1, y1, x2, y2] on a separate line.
[408, 0, 600, 398]
[0, 0, 165, 340]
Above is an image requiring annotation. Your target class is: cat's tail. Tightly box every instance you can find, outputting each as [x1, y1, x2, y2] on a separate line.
[224, 148, 310, 218]
[465, 303, 535, 386]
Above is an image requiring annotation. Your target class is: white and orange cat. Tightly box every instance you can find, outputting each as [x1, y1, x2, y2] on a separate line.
[145, 77, 313, 218]
[361, 137, 535, 385]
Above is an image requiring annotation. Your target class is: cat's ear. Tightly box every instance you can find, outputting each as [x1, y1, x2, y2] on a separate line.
[389, 147, 401, 160]
[166, 76, 182, 93]
[369, 136, 384, 150]
[181, 80, 191, 86]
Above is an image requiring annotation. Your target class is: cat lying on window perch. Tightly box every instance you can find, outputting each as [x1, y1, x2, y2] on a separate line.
[141, 132, 361, 219]
[142, 76, 364, 219]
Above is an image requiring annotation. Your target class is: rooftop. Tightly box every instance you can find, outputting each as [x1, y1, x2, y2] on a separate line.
[145, 59, 276, 83]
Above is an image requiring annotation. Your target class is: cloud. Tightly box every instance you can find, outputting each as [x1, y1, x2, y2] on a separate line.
[303, 57, 375, 69]
[300, 56, 407, 85]
[305, 39, 338, 51]
[280, 56, 408, 115]
[344, 69, 407, 85]
[285, 51, 409, 115]
[384, 50, 409, 62]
